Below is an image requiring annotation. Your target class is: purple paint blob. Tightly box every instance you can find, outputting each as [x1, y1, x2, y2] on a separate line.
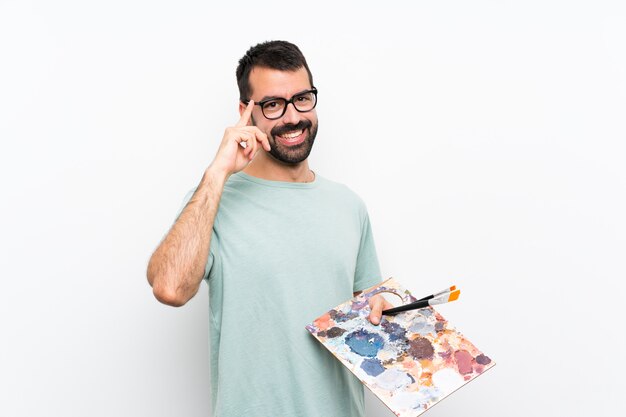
[476, 354, 492, 365]
[345, 329, 384, 357]
[439, 350, 452, 359]
[361, 358, 385, 376]
[330, 310, 359, 323]
[350, 299, 369, 311]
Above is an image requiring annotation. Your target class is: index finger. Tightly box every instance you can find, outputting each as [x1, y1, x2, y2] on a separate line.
[236, 100, 254, 127]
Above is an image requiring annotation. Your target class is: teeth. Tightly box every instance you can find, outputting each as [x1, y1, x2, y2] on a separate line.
[279, 130, 303, 139]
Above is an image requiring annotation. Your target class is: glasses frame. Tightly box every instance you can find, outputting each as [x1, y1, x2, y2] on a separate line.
[244, 87, 318, 120]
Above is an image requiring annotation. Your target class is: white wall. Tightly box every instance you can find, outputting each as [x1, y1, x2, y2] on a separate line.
[1, 1, 625, 416]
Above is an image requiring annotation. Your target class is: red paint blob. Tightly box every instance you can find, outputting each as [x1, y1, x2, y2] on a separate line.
[454, 350, 474, 375]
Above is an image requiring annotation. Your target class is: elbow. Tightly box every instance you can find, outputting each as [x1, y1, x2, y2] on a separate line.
[152, 282, 190, 307]
[146, 259, 198, 307]
[147, 269, 192, 307]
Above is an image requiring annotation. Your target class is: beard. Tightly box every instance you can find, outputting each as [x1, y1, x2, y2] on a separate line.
[253, 116, 318, 165]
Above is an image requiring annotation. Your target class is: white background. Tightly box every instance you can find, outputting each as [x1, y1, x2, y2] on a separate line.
[1, 1, 625, 416]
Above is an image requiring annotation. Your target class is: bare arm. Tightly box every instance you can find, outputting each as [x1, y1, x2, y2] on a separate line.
[147, 168, 227, 306]
[146, 101, 270, 307]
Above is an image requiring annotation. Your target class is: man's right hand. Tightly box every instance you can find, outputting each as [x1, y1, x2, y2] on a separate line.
[208, 100, 271, 177]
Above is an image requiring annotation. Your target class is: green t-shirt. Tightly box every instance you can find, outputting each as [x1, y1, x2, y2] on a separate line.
[178, 171, 382, 417]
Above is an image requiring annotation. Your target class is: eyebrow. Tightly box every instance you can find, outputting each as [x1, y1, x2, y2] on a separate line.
[258, 88, 311, 102]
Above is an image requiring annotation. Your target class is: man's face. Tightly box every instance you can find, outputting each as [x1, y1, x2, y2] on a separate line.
[243, 66, 318, 165]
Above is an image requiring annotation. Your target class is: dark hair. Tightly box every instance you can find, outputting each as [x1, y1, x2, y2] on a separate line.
[236, 40, 314, 102]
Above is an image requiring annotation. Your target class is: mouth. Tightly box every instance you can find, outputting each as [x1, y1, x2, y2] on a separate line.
[275, 129, 306, 146]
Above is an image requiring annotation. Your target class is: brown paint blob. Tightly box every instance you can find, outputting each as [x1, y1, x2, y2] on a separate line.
[408, 337, 434, 360]
[325, 327, 346, 338]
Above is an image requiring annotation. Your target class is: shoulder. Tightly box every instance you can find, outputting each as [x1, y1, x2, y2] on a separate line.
[316, 175, 369, 215]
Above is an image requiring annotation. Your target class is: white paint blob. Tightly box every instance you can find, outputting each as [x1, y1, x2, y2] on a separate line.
[432, 368, 464, 393]
[375, 369, 414, 391]
[390, 391, 424, 410]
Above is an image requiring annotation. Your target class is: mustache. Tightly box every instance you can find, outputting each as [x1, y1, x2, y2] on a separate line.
[271, 120, 312, 137]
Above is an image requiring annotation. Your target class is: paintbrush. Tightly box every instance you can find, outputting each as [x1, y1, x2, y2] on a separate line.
[382, 287, 460, 315]
[415, 285, 457, 302]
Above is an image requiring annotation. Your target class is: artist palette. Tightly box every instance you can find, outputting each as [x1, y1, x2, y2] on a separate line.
[306, 278, 495, 416]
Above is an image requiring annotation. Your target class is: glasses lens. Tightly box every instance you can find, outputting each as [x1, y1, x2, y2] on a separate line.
[293, 91, 316, 112]
[262, 99, 286, 119]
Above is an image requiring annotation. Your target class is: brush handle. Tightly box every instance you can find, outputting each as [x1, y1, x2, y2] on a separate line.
[381, 299, 430, 315]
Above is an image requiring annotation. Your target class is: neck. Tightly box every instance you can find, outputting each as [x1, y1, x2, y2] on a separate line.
[243, 151, 314, 183]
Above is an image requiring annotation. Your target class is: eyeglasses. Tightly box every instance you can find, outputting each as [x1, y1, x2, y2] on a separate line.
[245, 88, 318, 120]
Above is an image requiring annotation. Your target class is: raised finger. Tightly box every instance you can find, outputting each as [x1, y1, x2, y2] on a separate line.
[236, 100, 254, 128]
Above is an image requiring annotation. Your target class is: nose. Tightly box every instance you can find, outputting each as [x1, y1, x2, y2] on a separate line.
[280, 101, 301, 125]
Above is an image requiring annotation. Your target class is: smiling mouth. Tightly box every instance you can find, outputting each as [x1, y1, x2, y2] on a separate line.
[276, 129, 305, 145]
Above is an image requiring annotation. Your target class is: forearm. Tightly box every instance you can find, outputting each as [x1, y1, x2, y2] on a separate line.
[147, 167, 227, 306]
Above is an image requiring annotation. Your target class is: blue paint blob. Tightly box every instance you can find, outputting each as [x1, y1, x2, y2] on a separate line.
[345, 329, 384, 357]
[381, 321, 407, 342]
[435, 321, 445, 332]
[409, 320, 436, 336]
[361, 358, 385, 376]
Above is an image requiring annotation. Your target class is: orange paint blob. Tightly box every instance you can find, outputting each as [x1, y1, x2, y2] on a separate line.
[314, 313, 332, 331]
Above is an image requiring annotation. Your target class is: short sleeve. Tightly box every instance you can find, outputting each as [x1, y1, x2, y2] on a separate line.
[353, 210, 382, 292]
[175, 188, 217, 281]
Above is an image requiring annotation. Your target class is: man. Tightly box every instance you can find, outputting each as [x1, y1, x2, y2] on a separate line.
[147, 40, 391, 417]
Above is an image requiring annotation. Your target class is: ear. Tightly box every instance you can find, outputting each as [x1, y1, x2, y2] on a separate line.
[239, 101, 247, 117]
